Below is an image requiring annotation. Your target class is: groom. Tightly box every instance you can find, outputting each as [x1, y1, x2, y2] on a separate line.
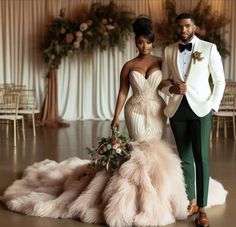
[161, 13, 225, 227]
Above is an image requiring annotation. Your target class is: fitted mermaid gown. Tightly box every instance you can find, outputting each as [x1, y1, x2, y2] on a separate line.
[1, 70, 227, 226]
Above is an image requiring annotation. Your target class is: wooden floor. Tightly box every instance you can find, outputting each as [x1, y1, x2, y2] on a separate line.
[0, 120, 235, 227]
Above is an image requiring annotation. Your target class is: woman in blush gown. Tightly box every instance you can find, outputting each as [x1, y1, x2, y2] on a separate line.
[1, 17, 227, 227]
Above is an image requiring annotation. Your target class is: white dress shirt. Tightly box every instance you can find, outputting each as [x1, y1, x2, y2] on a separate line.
[178, 36, 196, 80]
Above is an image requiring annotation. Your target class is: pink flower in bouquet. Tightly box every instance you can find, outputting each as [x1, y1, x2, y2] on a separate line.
[112, 144, 119, 149]
[67, 49, 74, 56]
[65, 33, 74, 43]
[106, 24, 115, 30]
[60, 27, 66, 34]
[80, 23, 88, 31]
[76, 36, 83, 43]
[73, 41, 80, 49]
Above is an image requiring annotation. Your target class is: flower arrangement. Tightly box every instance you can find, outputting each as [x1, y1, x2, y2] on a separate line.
[86, 127, 132, 173]
[43, 2, 134, 71]
[156, 0, 230, 58]
[192, 51, 204, 63]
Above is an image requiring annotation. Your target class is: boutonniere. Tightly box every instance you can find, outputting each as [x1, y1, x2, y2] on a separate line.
[192, 51, 204, 64]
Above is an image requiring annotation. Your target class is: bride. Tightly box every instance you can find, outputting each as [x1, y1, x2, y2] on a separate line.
[1, 17, 227, 227]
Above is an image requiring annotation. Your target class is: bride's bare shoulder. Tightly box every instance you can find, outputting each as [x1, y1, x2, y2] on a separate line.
[152, 56, 163, 68]
[121, 58, 137, 72]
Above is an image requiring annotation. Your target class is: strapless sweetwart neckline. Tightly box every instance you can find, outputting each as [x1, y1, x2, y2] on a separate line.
[130, 70, 161, 80]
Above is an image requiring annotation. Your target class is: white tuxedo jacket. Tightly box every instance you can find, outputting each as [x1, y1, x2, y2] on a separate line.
[161, 36, 225, 118]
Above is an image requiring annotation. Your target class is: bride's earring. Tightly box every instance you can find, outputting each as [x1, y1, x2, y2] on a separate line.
[136, 48, 139, 53]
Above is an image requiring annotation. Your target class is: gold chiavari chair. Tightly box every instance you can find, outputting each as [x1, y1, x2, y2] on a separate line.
[12, 84, 26, 91]
[0, 93, 25, 146]
[213, 93, 236, 140]
[0, 83, 14, 89]
[17, 89, 39, 136]
[225, 80, 236, 95]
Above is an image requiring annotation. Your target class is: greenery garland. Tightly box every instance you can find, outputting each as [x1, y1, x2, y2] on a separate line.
[156, 0, 230, 58]
[43, 2, 134, 72]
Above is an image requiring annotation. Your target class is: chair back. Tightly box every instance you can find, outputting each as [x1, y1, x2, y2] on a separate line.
[225, 81, 236, 95]
[219, 93, 236, 113]
[18, 89, 37, 112]
[0, 93, 20, 116]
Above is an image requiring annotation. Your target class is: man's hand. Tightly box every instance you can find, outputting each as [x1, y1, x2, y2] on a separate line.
[169, 82, 187, 94]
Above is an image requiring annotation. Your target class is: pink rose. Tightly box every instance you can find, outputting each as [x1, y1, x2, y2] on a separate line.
[67, 50, 73, 56]
[80, 23, 88, 31]
[106, 25, 115, 30]
[76, 36, 83, 43]
[65, 33, 74, 43]
[60, 27, 66, 34]
[73, 41, 80, 49]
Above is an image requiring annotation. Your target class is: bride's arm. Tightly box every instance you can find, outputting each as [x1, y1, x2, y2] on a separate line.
[111, 63, 130, 128]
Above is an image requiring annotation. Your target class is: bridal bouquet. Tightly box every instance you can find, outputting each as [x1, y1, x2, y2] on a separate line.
[87, 127, 132, 173]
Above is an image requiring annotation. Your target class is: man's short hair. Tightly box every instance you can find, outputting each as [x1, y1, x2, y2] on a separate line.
[175, 13, 195, 22]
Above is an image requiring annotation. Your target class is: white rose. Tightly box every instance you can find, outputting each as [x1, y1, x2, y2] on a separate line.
[116, 148, 121, 154]
[106, 25, 115, 30]
[76, 31, 83, 37]
[80, 23, 88, 31]
[73, 41, 80, 49]
[113, 144, 118, 149]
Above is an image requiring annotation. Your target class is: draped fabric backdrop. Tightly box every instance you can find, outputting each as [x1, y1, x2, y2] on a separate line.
[0, 0, 235, 120]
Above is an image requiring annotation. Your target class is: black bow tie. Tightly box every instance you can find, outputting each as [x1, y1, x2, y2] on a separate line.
[179, 43, 192, 52]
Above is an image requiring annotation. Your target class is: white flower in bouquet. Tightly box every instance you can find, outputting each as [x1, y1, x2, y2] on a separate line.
[116, 148, 122, 154]
[106, 25, 115, 30]
[76, 31, 83, 37]
[73, 41, 80, 49]
[80, 23, 88, 31]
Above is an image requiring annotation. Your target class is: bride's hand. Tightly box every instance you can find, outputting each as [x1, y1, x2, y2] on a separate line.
[111, 118, 119, 129]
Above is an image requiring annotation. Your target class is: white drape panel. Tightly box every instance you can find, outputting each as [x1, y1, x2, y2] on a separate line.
[0, 0, 236, 120]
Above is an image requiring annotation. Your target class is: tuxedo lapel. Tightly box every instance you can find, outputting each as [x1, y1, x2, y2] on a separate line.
[186, 37, 200, 81]
[173, 43, 185, 81]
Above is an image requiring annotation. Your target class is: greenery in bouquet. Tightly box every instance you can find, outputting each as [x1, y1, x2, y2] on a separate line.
[86, 127, 132, 173]
[156, 0, 230, 58]
[42, 1, 134, 71]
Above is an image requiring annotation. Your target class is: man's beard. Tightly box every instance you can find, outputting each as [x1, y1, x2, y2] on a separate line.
[178, 32, 194, 43]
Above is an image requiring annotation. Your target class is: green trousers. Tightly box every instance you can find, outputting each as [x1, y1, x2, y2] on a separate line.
[170, 96, 212, 207]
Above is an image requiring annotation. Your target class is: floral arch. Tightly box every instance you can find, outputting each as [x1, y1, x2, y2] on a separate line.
[40, 2, 134, 126]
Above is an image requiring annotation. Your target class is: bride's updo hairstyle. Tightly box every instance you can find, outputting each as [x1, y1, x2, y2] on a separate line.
[132, 16, 155, 43]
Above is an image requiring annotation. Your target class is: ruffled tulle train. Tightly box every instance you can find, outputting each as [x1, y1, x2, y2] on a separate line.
[1, 140, 227, 226]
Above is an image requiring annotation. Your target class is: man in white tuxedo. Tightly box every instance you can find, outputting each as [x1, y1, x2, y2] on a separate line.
[161, 13, 225, 227]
